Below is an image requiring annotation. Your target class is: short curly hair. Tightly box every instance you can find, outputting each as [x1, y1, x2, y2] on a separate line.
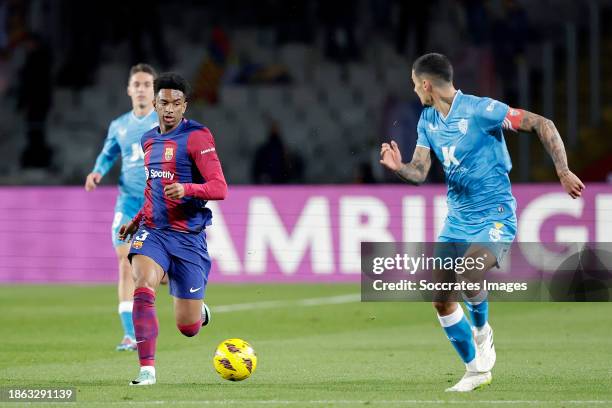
[154, 72, 190, 99]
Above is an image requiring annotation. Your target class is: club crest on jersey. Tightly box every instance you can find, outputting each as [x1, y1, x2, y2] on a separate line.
[165, 147, 174, 161]
[132, 240, 143, 249]
[458, 119, 468, 135]
[488, 222, 504, 242]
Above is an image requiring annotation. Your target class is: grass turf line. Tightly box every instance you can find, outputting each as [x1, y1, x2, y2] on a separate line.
[0, 284, 611, 407]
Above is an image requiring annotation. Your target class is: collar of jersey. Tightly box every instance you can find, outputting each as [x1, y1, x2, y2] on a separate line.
[157, 118, 186, 137]
[131, 109, 155, 122]
[439, 90, 462, 122]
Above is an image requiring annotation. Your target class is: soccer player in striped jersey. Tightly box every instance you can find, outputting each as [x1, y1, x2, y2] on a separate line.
[85, 64, 158, 352]
[118, 73, 227, 385]
[380, 53, 584, 392]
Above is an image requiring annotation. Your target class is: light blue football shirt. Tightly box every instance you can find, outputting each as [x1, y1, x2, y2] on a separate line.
[416, 91, 517, 226]
[92, 110, 158, 197]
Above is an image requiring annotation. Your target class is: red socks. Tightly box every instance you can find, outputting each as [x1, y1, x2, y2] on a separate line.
[133, 286, 203, 368]
[177, 320, 202, 337]
[132, 287, 158, 367]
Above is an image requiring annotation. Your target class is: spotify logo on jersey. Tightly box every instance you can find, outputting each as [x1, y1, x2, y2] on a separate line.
[145, 166, 175, 180]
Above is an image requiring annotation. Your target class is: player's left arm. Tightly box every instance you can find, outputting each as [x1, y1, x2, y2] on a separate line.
[86, 121, 121, 191]
[502, 108, 585, 198]
[163, 128, 228, 200]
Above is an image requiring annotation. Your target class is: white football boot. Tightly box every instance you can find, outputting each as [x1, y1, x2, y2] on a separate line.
[202, 303, 211, 327]
[445, 371, 492, 392]
[130, 366, 156, 386]
[446, 324, 495, 392]
[474, 323, 496, 372]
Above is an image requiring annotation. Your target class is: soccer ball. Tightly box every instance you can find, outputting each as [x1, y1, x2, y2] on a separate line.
[213, 338, 257, 381]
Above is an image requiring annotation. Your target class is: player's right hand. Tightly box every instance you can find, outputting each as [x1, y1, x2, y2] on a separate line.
[85, 172, 102, 192]
[559, 169, 585, 199]
[379, 140, 403, 172]
[118, 220, 139, 242]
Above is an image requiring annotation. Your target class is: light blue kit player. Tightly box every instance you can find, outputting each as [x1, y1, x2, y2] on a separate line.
[85, 64, 159, 351]
[380, 53, 584, 392]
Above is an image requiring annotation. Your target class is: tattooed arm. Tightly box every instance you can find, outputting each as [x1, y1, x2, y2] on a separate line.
[380, 141, 431, 185]
[502, 108, 585, 199]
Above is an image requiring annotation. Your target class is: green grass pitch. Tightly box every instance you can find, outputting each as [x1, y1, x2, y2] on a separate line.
[0, 284, 611, 407]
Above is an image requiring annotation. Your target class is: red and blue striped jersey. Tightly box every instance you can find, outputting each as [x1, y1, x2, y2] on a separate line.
[136, 118, 227, 233]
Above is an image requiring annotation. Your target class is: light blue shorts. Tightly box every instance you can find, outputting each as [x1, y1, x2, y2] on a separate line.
[111, 194, 145, 247]
[437, 217, 517, 266]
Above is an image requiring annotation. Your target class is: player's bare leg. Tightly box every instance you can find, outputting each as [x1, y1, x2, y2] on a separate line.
[173, 297, 210, 338]
[129, 255, 164, 386]
[116, 244, 137, 351]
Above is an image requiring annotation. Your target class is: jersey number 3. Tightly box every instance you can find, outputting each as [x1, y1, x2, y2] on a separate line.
[134, 230, 149, 241]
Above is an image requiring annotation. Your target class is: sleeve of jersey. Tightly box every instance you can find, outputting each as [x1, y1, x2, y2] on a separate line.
[183, 129, 228, 200]
[415, 117, 430, 149]
[476, 97, 510, 133]
[92, 121, 121, 175]
[131, 208, 144, 225]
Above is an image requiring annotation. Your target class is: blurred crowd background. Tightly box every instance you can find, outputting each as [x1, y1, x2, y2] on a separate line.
[0, 0, 610, 186]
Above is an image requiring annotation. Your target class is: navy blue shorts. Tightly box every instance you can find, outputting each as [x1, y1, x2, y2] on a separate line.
[128, 227, 211, 300]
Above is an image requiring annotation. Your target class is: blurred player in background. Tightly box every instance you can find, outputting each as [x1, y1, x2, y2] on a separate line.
[85, 64, 158, 351]
[380, 53, 584, 392]
[118, 73, 227, 385]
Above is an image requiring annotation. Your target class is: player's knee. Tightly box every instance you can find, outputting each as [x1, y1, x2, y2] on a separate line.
[133, 276, 155, 290]
[432, 301, 454, 315]
[133, 272, 158, 291]
[177, 321, 201, 337]
[132, 265, 161, 290]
